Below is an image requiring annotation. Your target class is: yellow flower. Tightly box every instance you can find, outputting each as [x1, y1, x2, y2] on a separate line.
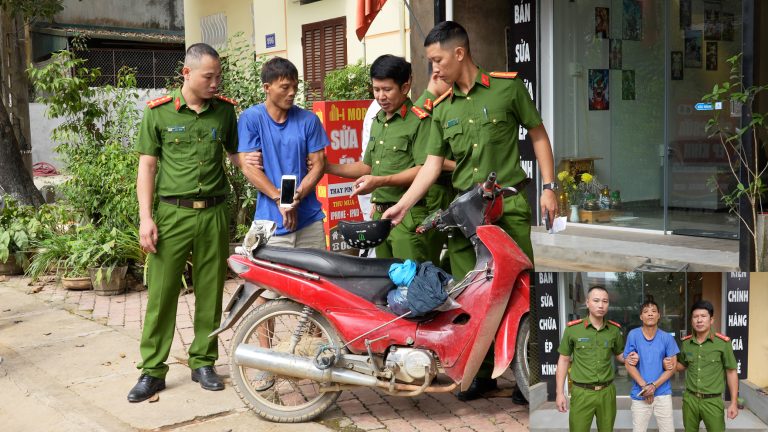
[581, 173, 593, 183]
[557, 171, 569, 182]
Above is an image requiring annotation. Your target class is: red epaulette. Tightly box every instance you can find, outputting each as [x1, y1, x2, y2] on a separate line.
[489, 71, 519, 79]
[608, 320, 622, 328]
[146, 95, 172, 109]
[567, 319, 583, 327]
[715, 332, 730, 342]
[215, 94, 238, 105]
[411, 106, 429, 119]
[432, 88, 453, 108]
[681, 334, 693, 341]
[423, 97, 433, 112]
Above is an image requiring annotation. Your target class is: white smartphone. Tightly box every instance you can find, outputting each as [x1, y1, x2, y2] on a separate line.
[280, 175, 297, 208]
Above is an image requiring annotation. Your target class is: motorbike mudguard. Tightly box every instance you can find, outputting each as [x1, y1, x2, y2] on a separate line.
[208, 282, 264, 337]
[492, 273, 530, 378]
[417, 225, 532, 388]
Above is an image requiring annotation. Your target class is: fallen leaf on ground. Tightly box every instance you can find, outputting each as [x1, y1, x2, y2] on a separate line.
[148, 394, 160, 403]
[43, 332, 52, 336]
[75, 344, 84, 348]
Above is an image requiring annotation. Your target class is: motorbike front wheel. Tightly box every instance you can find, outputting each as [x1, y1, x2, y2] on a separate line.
[511, 313, 530, 401]
[229, 299, 343, 423]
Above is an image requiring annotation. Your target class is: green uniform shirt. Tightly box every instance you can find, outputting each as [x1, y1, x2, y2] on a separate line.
[558, 318, 625, 384]
[427, 68, 542, 191]
[363, 98, 430, 204]
[678, 332, 737, 395]
[135, 88, 238, 198]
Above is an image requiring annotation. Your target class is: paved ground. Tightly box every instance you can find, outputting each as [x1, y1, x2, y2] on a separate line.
[0, 275, 528, 431]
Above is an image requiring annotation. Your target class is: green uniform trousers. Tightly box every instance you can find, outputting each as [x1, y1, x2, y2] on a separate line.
[569, 383, 617, 432]
[426, 183, 456, 273]
[452, 193, 533, 381]
[138, 201, 229, 378]
[683, 392, 725, 432]
[448, 192, 533, 281]
[374, 205, 439, 263]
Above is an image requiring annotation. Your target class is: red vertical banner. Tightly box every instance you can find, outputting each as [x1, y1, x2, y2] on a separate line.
[313, 100, 372, 252]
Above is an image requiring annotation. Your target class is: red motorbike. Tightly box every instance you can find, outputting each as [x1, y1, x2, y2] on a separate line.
[211, 173, 533, 422]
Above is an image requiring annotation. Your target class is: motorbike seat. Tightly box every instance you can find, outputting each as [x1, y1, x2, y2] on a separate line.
[252, 246, 403, 305]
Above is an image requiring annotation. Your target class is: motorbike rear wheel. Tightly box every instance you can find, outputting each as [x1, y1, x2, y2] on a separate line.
[229, 299, 343, 422]
[511, 313, 530, 401]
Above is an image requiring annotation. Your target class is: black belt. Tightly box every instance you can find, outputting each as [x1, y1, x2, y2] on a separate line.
[373, 200, 425, 214]
[687, 391, 721, 399]
[573, 380, 613, 391]
[160, 195, 225, 209]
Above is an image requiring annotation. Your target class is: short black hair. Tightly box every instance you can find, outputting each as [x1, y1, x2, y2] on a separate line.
[424, 21, 471, 53]
[587, 285, 608, 297]
[185, 43, 220, 66]
[640, 300, 659, 314]
[690, 300, 714, 317]
[370, 55, 411, 87]
[261, 57, 298, 85]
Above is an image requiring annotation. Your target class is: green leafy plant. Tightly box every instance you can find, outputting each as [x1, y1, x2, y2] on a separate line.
[29, 50, 142, 230]
[323, 60, 372, 101]
[703, 53, 767, 271]
[0, 196, 43, 267]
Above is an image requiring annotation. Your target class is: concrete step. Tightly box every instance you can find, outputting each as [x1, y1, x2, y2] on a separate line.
[531, 400, 768, 432]
[531, 226, 739, 272]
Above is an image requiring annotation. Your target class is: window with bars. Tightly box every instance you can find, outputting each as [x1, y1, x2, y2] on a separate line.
[301, 17, 347, 103]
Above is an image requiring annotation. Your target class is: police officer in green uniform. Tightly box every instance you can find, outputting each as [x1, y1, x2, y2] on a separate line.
[665, 300, 739, 431]
[413, 71, 456, 268]
[383, 20, 558, 400]
[555, 286, 635, 432]
[129, 43, 239, 402]
[325, 54, 444, 261]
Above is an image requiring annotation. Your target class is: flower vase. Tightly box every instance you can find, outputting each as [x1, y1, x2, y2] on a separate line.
[569, 205, 580, 223]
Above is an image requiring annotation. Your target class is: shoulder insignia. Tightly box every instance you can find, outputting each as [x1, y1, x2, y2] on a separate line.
[146, 95, 172, 109]
[480, 73, 490, 87]
[215, 94, 238, 105]
[489, 71, 519, 79]
[567, 319, 583, 327]
[423, 98, 433, 112]
[411, 106, 429, 119]
[608, 320, 622, 328]
[681, 334, 693, 341]
[715, 332, 730, 342]
[433, 88, 453, 108]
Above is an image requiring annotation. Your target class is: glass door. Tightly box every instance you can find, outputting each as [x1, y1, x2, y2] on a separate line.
[665, 0, 743, 239]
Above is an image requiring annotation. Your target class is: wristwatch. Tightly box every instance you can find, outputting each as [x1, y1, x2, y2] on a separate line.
[542, 182, 558, 192]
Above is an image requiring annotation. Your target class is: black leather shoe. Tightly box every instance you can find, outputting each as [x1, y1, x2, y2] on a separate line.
[127, 374, 166, 403]
[456, 377, 498, 401]
[191, 366, 224, 391]
[511, 385, 528, 405]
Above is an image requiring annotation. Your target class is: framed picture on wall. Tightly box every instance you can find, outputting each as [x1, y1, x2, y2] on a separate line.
[622, 70, 636, 101]
[588, 69, 609, 110]
[704, 10, 721, 40]
[671, 51, 684, 80]
[610, 39, 622, 69]
[622, 0, 642, 41]
[706, 42, 718, 71]
[595, 7, 609, 39]
[684, 30, 703, 68]
[721, 13, 734, 41]
[680, 0, 692, 30]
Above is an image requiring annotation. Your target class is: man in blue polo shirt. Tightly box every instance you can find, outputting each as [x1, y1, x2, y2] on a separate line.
[238, 56, 328, 304]
[623, 300, 679, 432]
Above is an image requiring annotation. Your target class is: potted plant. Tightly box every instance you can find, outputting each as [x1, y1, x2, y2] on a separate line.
[0, 197, 43, 275]
[26, 226, 91, 288]
[703, 53, 767, 271]
[77, 225, 143, 296]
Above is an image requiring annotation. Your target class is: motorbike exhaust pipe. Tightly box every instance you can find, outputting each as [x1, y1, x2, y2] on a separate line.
[233, 344, 379, 387]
